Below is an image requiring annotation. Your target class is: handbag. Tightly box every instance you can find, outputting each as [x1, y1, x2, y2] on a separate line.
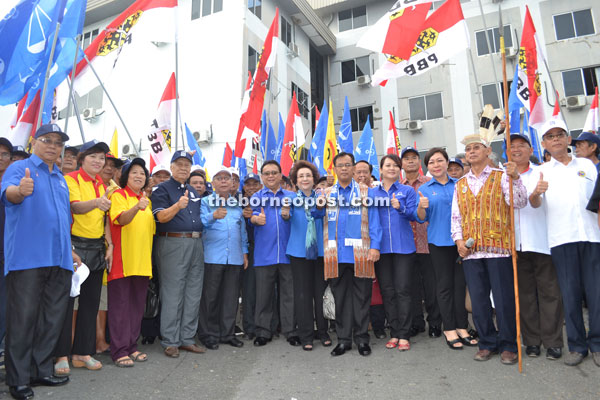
[323, 284, 335, 320]
[144, 277, 160, 319]
[71, 236, 106, 272]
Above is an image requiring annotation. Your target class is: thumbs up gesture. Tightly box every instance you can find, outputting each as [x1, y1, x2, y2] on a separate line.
[137, 194, 149, 211]
[177, 190, 189, 210]
[391, 193, 400, 210]
[19, 168, 34, 197]
[533, 172, 548, 196]
[281, 198, 291, 219]
[418, 191, 429, 209]
[243, 206, 253, 219]
[254, 207, 267, 226]
[96, 189, 111, 212]
[214, 206, 227, 220]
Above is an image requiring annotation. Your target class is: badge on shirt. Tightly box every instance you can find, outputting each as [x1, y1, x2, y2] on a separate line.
[462, 186, 467, 194]
[578, 170, 586, 178]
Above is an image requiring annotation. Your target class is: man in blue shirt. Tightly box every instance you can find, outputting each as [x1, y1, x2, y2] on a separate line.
[152, 150, 205, 358]
[198, 167, 248, 350]
[323, 153, 382, 357]
[1, 125, 80, 400]
[0, 137, 13, 379]
[250, 161, 298, 346]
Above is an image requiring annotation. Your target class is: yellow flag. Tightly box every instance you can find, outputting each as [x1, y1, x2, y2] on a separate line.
[109, 128, 119, 157]
[323, 99, 338, 175]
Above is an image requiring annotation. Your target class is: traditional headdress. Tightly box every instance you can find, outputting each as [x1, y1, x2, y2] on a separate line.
[461, 105, 504, 147]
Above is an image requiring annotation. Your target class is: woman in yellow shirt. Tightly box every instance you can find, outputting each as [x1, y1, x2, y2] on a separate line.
[108, 158, 155, 367]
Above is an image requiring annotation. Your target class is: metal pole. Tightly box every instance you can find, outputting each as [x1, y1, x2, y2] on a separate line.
[175, 40, 180, 152]
[80, 52, 139, 155]
[542, 57, 569, 131]
[477, 0, 501, 105]
[63, 34, 85, 142]
[37, 21, 62, 130]
[468, 51, 485, 111]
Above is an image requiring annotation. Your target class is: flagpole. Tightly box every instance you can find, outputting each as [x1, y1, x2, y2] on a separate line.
[80, 52, 139, 156]
[37, 20, 62, 130]
[468, 51, 485, 111]
[174, 32, 180, 151]
[477, 0, 502, 104]
[499, 4, 523, 374]
[541, 57, 569, 131]
[63, 34, 85, 143]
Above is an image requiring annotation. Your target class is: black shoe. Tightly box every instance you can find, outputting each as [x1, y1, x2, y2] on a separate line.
[205, 342, 219, 350]
[31, 375, 69, 386]
[243, 332, 256, 340]
[468, 328, 478, 339]
[318, 333, 333, 347]
[9, 385, 34, 400]
[526, 345, 541, 357]
[429, 326, 442, 338]
[546, 347, 562, 360]
[374, 329, 386, 339]
[287, 336, 301, 346]
[358, 343, 371, 356]
[221, 338, 244, 348]
[409, 326, 425, 338]
[253, 337, 270, 346]
[234, 325, 243, 335]
[330, 343, 351, 356]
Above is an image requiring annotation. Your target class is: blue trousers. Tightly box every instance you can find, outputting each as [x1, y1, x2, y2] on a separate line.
[551, 241, 600, 354]
[463, 257, 517, 353]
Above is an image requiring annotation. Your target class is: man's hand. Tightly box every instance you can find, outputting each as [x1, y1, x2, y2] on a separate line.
[532, 172, 548, 196]
[316, 190, 327, 209]
[367, 249, 380, 263]
[418, 191, 429, 210]
[391, 193, 400, 210]
[177, 190, 189, 210]
[96, 190, 111, 212]
[326, 174, 335, 186]
[19, 168, 34, 197]
[253, 207, 266, 226]
[243, 254, 249, 270]
[456, 239, 470, 258]
[213, 206, 227, 220]
[72, 250, 82, 269]
[281, 199, 291, 220]
[243, 206, 253, 219]
[137, 194, 149, 211]
[105, 243, 114, 272]
[503, 161, 519, 180]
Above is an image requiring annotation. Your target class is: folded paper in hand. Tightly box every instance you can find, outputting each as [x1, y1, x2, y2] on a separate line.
[71, 263, 90, 297]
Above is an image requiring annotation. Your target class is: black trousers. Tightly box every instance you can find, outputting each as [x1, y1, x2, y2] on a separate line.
[411, 253, 441, 329]
[516, 251, 564, 348]
[375, 253, 414, 340]
[551, 242, 600, 354]
[5, 267, 71, 386]
[55, 269, 104, 356]
[369, 305, 386, 331]
[289, 256, 328, 345]
[255, 264, 295, 339]
[330, 263, 372, 346]
[198, 264, 242, 343]
[463, 257, 517, 353]
[0, 259, 6, 349]
[429, 244, 468, 331]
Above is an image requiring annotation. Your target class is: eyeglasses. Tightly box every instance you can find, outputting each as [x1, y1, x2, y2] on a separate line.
[0, 152, 11, 160]
[262, 171, 280, 177]
[37, 137, 64, 147]
[543, 132, 566, 141]
[335, 163, 353, 169]
[214, 176, 231, 182]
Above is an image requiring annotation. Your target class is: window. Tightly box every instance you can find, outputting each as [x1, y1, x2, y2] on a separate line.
[192, 0, 222, 20]
[432, 0, 470, 10]
[248, 0, 261, 19]
[291, 82, 309, 119]
[475, 25, 513, 56]
[562, 66, 600, 96]
[554, 10, 594, 40]
[81, 28, 99, 49]
[338, 6, 367, 32]
[408, 93, 443, 121]
[248, 46, 257, 76]
[481, 81, 513, 110]
[281, 16, 292, 47]
[341, 56, 370, 83]
[350, 106, 373, 132]
[570, 129, 583, 139]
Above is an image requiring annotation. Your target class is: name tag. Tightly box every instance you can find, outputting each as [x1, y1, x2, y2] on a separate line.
[348, 208, 360, 216]
[328, 240, 336, 248]
[345, 238, 362, 247]
[328, 210, 337, 221]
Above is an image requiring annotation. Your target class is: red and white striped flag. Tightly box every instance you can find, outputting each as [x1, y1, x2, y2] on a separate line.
[281, 92, 304, 176]
[147, 73, 175, 172]
[7, 91, 40, 148]
[583, 87, 599, 134]
[386, 111, 400, 155]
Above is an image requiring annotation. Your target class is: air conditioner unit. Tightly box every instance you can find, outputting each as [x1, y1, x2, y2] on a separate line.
[505, 47, 518, 59]
[564, 95, 587, 110]
[82, 108, 97, 121]
[121, 144, 134, 157]
[287, 42, 299, 58]
[357, 75, 371, 86]
[193, 129, 212, 144]
[407, 120, 423, 131]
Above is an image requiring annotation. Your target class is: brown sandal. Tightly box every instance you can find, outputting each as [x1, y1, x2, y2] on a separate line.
[115, 356, 134, 368]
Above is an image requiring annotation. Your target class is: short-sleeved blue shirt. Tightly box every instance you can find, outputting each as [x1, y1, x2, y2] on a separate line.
[1, 155, 73, 275]
[416, 176, 456, 247]
[151, 177, 203, 233]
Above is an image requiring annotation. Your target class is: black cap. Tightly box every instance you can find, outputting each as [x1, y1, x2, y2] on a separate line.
[106, 152, 124, 168]
[509, 134, 531, 146]
[12, 145, 29, 158]
[80, 139, 109, 154]
[64, 145, 79, 155]
[0, 138, 13, 152]
[34, 123, 69, 142]
[121, 157, 146, 175]
[400, 146, 419, 158]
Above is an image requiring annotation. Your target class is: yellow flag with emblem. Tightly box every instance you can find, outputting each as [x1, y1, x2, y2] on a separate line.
[323, 99, 338, 176]
[109, 128, 118, 157]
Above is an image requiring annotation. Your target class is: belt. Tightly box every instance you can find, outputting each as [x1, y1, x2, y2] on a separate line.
[158, 232, 202, 238]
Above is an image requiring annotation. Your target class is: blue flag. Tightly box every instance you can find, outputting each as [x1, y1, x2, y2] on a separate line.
[275, 112, 285, 163]
[338, 96, 353, 153]
[260, 109, 267, 159]
[310, 101, 328, 176]
[185, 123, 206, 167]
[237, 157, 247, 192]
[354, 116, 379, 179]
[264, 118, 277, 161]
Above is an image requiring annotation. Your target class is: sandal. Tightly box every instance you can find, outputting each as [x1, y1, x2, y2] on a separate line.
[319, 335, 332, 347]
[302, 344, 313, 351]
[397, 341, 410, 351]
[54, 360, 70, 376]
[458, 334, 479, 347]
[130, 352, 148, 362]
[445, 336, 463, 350]
[115, 356, 134, 368]
[385, 339, 399, 349]
[72, 357, 102, 370]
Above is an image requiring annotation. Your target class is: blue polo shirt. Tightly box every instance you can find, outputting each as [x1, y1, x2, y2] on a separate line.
[201, 193, 248, 265]
[328, 181, 381, 264]
[286, 190, 325, 258]
[372, 181, 417, 254]
[1, 155, 73, 274]
[416, 176, 456, 247]
[251, 187, 293, 266]
[152, 177, 203, 233]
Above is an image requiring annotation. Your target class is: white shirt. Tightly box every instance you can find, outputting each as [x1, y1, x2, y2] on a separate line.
[514, 164, 550, 255]
[538, 156, 600, 248]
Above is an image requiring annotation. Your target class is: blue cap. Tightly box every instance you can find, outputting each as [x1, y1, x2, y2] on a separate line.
[64, 145, 79, 155]
[400, 146, 419, 158]
[509, 134, 531, 146]
[448, 157, 464, 169]
[571, 132, 600, 147]
[80, 139, 109, 154]
[34, 123, 69, 142]
[170, 150, 193, 164]
[0, 138, 12, 152]
[243, 173, 261, 184]
[12, 145, 29, 158]
[121, 157, 146, 176]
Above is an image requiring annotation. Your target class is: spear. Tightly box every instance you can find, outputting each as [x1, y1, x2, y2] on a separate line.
[499, 4, 523, 373]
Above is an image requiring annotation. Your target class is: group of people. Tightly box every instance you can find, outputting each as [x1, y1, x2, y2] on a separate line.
[0, 115, 599, 400]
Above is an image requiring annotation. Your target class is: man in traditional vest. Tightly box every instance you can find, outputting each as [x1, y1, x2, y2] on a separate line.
[450, 111, 528, 364]
[321, 152, 381, 357]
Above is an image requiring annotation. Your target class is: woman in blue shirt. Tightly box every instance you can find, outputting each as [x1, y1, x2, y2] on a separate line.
[417, 147, 477, 350]
[285, 161, 329, 351]
[372, 154, 418, 351]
